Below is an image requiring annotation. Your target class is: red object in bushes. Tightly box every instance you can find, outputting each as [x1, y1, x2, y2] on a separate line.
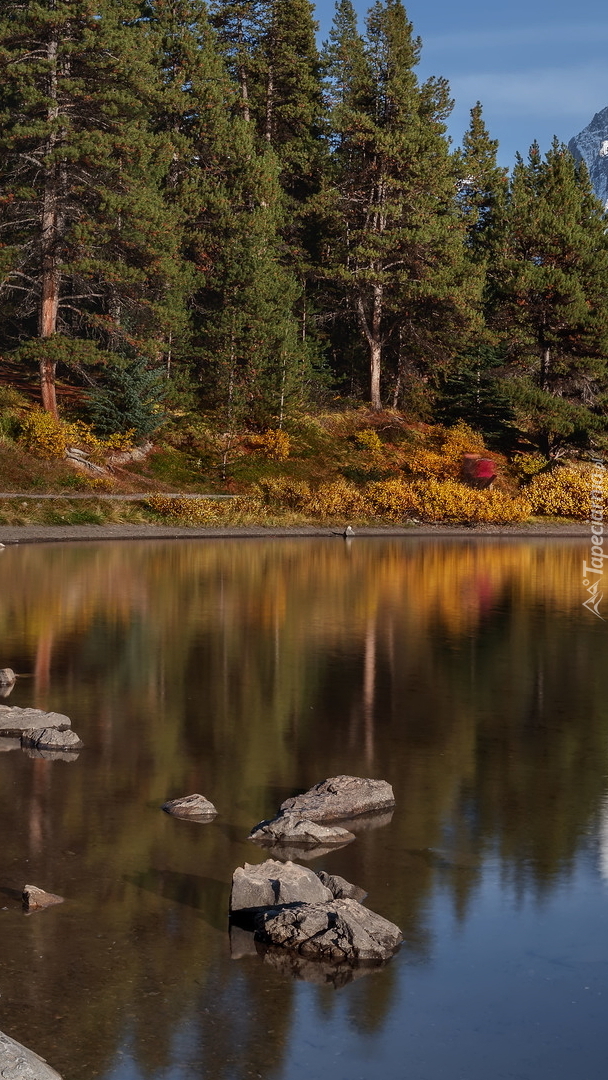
[473, 458, 496, 480]
[461, 454, 497, 488]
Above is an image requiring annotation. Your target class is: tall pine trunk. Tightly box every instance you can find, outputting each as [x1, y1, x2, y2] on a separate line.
[39, 34, 60, 417]
[356, 284, 383, 411]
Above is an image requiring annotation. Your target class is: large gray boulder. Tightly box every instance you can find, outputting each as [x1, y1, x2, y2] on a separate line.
[0, 1030, 63, 1079]
[231, 860, 334, 912]
[279, 776, 395, 823]
[162, 794, 217, 819]
[252, 898, 402, 964]
[0, 706, 72, 736]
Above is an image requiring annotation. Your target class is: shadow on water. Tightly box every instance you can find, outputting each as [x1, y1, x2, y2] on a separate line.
[126, 869, 229, 929]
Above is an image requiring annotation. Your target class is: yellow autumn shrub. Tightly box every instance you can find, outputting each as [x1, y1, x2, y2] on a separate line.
[403, 422, 490, 480]
[19, 409, 136, 462]
[354, 428, 384, 456]
[247, 428, 291, 460]
[145, 494, 253, 524]
[305, 478, 368, 517]
[365, 477, 419, 519]
[411, 478, 531, 524]
[19, 410, 68, 459]
[257, 476, 311, 509]
[525, 466, 607, 518]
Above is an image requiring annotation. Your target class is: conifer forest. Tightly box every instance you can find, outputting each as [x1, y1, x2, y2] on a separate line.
[1, 0, 608, 462]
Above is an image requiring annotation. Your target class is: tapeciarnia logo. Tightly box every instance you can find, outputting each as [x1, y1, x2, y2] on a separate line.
[582, 459, 606, 619]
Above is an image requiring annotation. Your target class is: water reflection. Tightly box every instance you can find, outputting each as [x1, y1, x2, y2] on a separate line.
[0, 538, 606, 1080]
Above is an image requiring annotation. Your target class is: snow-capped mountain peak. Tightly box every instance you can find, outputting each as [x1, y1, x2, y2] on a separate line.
[568, 106, 608, 209]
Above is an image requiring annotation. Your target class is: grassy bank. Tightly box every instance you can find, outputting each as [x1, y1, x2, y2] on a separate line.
[0, 388, 597, 528]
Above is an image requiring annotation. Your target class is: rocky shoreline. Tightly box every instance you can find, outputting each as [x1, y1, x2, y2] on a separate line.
[0, 522, 590, 546]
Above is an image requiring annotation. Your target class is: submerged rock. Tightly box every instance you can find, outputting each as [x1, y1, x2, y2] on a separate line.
[279, 776, 395, 823]
[0, 1030, 63, 1080]
[22, 885, 64, 912]
[231, 859, 334, 913]
[21, 728, 83, 753]
[161, 794, 217, 819]
[248, 816, 355, 848]
[252, 898, 402, 964]
[0, 706, 72, 736]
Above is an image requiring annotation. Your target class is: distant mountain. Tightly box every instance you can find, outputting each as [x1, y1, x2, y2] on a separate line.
[568, 106, 608, 209]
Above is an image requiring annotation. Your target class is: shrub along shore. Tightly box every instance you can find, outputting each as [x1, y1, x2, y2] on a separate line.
[0, 390, 601, 531]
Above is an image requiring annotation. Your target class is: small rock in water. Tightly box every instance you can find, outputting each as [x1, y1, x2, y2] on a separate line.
[162, 794, 217, 819]
[248, 815, 355, 848]
[21, 728, 84, 752]
[0, 668, 16, 685]
[22, 885, 64, 912]
[316, 870, 367, 902]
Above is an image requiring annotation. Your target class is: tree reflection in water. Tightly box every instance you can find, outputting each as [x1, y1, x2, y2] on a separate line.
[0, 538, 606, 1080]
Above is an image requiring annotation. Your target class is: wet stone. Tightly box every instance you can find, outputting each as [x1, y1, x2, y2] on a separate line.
[161, 794, 217, 819]
[22, 885, 64, 912]
[0, 1030, 63, 1079]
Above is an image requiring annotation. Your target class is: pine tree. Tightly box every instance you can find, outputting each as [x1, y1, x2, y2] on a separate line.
[195, 136, 312, 441]
[455, 102, 508, 258]
[208, 1, 264, 124]
[0, 0, 184, 415]
[488, 139, 608, 455]
[321, 0, 480, 411]
[151, 1, 312, 434]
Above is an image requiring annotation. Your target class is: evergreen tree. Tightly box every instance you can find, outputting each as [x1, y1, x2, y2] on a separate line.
[488, 139, 608, 455]
[208, 1, 263, 123]
[455, 102, 508, 258]
[195, 137, 313, 439]
[0, 0, 184, 415]
[321, 0, 480, 411]
[88, 357, 167, 438]
[152, 1, 312, 433]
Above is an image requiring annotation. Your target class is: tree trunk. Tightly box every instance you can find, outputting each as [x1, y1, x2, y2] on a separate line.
[38, 35, 60, 417]
[265, 64, 274, 142]
[540, 346, 550, 392]
[356, 284, 383, 411]
[370, 338, 382, 411]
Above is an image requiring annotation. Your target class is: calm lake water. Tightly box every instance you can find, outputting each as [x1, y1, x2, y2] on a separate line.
[0, 537, 607, 1080]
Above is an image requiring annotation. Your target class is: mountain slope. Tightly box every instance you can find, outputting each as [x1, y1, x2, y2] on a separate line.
[568, 106, 608, 208]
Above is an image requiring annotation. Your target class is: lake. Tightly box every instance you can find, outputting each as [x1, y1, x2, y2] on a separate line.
[0, 537, 607, 1080]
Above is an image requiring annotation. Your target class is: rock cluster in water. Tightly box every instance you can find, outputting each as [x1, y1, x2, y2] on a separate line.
[248, 775, 395, 852]
[0, 705, 84, 759]
[230, 857, 401, 967]
[229, 776, 401, 976]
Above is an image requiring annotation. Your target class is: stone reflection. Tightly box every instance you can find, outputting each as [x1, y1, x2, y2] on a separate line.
[0, 538, 606, 1080]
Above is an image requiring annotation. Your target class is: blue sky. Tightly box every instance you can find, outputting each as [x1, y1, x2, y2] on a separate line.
[314, 0, 608, 167]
